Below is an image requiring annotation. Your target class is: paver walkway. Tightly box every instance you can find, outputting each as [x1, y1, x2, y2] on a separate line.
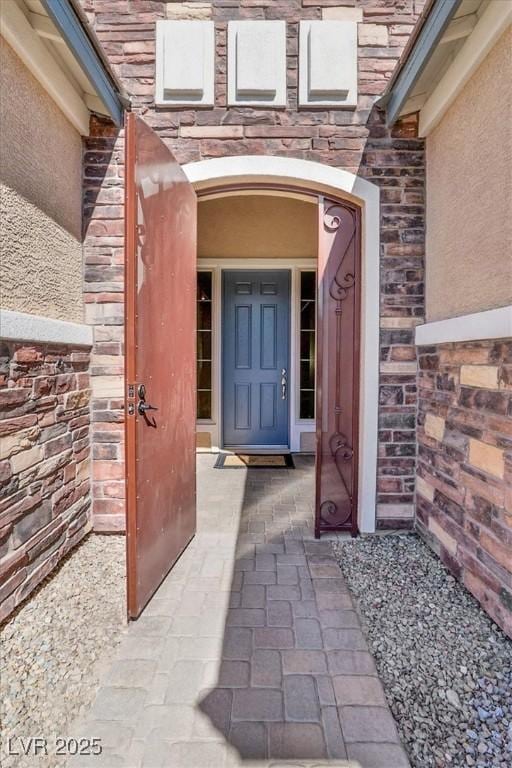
[69, 455, 409, 768]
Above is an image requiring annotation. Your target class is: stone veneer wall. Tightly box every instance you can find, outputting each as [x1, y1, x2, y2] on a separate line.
[416, 340, 512, 637]
[0, 342, 91, 621]
[80, 0, 427, 532]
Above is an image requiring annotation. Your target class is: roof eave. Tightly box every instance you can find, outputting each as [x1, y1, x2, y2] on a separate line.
[381, 0, 463, 126]
[41, 0, 129, 127]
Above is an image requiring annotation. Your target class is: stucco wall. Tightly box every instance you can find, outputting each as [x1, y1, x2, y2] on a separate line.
[425, 27, 512, 322]
[198, 195, 317, 259]
[0, 39, 83, 322]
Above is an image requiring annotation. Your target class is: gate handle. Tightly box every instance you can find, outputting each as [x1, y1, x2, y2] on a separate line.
[138, 401, 158, 415]
[281, 368, 287, 400]
[137, 383, 158, 416]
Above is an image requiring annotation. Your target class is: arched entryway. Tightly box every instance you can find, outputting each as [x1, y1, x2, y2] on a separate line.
[184, 157, 380, 539]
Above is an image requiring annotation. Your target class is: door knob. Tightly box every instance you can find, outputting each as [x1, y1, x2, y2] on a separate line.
[281, 368, 287, 400]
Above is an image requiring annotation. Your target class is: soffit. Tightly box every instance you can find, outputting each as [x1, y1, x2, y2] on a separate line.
[4, 0, 115, 134]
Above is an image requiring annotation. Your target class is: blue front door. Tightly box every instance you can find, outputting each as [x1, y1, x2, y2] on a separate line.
[223, 270, 290, 448]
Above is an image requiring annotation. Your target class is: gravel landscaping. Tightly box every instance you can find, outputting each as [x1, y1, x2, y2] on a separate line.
[333, 533, 512, 768]
[0, 534, 125, 768]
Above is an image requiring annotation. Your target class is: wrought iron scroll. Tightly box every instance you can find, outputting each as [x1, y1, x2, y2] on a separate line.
[316, 203, 358, 537]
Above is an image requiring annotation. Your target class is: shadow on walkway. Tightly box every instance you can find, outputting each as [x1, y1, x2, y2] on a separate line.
[67, 454, 408, 768]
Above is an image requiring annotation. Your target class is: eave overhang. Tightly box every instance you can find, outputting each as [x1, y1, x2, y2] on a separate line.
[41, 0, 127, 127]
[381, 0, 462, 126]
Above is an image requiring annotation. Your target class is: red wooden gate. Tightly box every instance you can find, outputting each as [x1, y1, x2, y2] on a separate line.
[315, 197, 361, 537]
[125, 114, 197, 618]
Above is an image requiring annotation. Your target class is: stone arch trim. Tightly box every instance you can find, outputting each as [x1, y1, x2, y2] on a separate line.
[184, 156, 379, 533]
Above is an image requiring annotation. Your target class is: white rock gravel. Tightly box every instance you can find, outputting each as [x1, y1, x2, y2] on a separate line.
[0, 534, 125, 768]
[332, 533, 512, 768]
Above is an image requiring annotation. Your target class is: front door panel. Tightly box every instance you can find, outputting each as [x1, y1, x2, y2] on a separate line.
[223, 270, 290, 447]
[125, 114, 197, 618]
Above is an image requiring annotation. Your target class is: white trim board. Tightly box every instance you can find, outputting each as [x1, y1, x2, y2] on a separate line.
[185, 155, 379, 211]
[415, 306, 512, 346]
[0, 309, 93, 347]
[419, 1, 512, 136]
[185, 156, 380, 534]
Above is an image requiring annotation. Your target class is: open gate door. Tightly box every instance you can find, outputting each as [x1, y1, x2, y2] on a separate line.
[125, 113, 197, 618]
[315, 197, 361, 538]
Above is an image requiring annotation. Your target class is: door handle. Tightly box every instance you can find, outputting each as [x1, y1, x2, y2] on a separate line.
[281, 368, 287, 400]
[137, 384, 158, 416]
[138, 401, 158, 415]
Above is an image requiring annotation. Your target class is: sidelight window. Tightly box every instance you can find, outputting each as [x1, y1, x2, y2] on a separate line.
[197, 271, 213, 420]
[299, 270, 316, 419]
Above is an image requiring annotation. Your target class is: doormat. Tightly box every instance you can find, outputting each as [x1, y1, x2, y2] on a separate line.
[214, 453, 295, 469]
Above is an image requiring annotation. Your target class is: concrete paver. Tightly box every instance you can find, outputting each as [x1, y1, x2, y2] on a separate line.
[68, 455, 409, 767]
